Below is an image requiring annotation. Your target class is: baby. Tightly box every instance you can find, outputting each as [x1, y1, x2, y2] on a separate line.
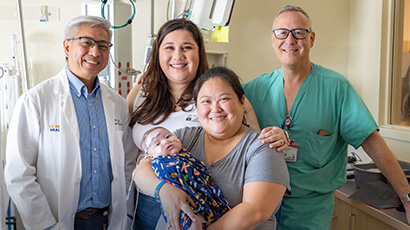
[141, 127, 230, 230]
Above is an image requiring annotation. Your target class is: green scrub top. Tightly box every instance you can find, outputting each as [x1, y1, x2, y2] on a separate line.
[244, 63, 378, 229]
[243, 63, 378, 197]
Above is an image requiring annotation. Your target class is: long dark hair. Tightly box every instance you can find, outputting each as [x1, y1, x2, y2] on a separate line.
[130, 19, 208, 127]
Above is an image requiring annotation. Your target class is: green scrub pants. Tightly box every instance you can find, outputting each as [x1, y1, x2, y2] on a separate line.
[278, 192, 334, 230]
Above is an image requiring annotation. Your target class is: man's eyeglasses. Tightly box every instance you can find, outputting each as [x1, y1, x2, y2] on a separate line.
[272, 28, 311, 40]
[67, 37, 113, 51]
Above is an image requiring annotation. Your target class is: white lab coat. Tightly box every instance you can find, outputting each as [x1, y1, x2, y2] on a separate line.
[4, 68, 137, 230]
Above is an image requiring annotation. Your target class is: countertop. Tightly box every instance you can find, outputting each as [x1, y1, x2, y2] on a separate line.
[336, 180, 410, 230]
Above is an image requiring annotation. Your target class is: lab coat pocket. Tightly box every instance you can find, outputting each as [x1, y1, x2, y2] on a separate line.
[304, 131, 337, 169]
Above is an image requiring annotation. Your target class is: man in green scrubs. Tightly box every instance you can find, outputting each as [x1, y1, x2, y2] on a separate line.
[243, 5, 410, 230]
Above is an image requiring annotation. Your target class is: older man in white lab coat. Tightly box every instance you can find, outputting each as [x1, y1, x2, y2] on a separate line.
[4, 16, 137, 229]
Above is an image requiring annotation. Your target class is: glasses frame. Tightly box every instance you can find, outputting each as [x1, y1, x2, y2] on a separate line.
[272, 28, 311, 40]
[67, 36, 113, 51]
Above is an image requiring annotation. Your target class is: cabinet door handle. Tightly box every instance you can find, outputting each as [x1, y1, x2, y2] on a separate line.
[348, 213, 356, 230]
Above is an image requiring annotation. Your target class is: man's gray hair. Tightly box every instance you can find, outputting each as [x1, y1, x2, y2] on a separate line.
[272, 5, 312, 31]
[64, 15, 112, 40]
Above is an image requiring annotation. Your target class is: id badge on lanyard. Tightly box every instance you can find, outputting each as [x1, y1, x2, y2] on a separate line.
[283, 143, 299, 162]
[282, 115, 299, 162]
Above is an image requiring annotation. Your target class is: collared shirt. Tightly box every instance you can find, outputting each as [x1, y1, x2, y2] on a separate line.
[66, 67, 113, 212]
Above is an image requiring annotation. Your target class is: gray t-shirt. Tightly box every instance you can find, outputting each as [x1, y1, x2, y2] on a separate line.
[175, 126, 290, 229]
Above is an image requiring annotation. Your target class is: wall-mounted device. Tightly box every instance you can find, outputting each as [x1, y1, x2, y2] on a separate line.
[189, 0, 235, 30]
[40, 5, 48, 22]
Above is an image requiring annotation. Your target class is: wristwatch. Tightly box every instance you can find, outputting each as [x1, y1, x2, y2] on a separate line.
[400, 193, 410, 204]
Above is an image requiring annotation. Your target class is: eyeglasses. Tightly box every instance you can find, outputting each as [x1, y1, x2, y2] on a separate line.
[67, 37, 113, 51]
[272, 28, 311, 40]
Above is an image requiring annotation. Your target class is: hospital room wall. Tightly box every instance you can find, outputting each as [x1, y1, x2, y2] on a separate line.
[220, 0, 351, 83]
[1, 0, 409, 161]
[0, 0, 350, 86]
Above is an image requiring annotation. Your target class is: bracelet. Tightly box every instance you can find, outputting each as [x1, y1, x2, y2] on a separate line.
[283, 130, 290, 144]
[154, 181, 167, 200]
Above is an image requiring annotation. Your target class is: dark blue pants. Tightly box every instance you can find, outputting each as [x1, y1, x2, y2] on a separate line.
[133, 193, 162, 230]
[74, 210, 108, 230]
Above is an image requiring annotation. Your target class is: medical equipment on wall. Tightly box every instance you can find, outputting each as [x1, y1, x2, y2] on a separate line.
[101, 0, 136, 29]
[82, 0, 140, 98]
[1, 5, 33, 150]
[1, 34, 32, 145]
[189, 0, 234, 30]
[1, 3, 32, 132]
[1, 1, 33, 228]
[167, 0, 235, 30]
[0, 34, 32, 230]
